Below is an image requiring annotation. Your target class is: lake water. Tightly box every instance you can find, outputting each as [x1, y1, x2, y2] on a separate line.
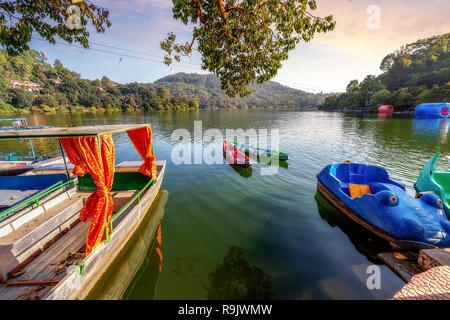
[2, 111, 450, 299]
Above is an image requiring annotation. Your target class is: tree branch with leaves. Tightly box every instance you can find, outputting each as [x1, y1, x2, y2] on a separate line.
[0, 0, 111, 55]
[161, 0, 335, 97]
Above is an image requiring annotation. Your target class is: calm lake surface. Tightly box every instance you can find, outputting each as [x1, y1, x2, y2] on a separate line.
[2, 111, 450, 299]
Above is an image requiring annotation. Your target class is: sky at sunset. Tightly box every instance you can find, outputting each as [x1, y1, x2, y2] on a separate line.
[29, 0, 450, 93]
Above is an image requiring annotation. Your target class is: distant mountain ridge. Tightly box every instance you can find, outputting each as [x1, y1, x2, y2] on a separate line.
[154, 72, 331, 109]
[0, 49, 331, 114]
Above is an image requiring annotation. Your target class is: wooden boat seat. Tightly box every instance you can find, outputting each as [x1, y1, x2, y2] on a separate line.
[348, 184, 372, 199]
[0, 193, 84, 282]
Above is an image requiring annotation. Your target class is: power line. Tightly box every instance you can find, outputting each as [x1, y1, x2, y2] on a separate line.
[92, 41, 331, 90]
[30, 37, 336, 92]
[88, 41, 201, 67]
[31, 37, 202, 71]
[275, 78, 334, 92]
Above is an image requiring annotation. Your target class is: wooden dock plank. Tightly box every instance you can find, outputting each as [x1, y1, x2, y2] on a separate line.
[418, 248, 450, 271]
[377, 252, 421, 283]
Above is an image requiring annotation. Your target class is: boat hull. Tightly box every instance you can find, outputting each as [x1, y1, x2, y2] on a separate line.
[83, 191, 167, 300]
[232, 142, 289, 161]
[415, 152, 450, 218]
[317, 180, 394, 242]
[43, 161, 166, 300]
[223, 141, 250, 167]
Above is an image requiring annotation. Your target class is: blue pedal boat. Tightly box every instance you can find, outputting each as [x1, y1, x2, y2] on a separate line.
[317, 162, 450, 247]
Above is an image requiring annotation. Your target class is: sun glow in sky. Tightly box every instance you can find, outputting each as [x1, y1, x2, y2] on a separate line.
[29, 0, 450, 93]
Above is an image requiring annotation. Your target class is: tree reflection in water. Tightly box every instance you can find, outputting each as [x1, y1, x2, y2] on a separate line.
[173, 246, 274, 300]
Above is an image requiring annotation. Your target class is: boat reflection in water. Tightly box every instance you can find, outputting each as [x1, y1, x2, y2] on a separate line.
[314, 192, 391, 263]
[377, 113, 393, 120]
[84, 190, 168, 300]
[412, 118, 449, 136]
[262, 159, 289, 169]
[229, 164, 253, 178]
[228, 158, 288, 178]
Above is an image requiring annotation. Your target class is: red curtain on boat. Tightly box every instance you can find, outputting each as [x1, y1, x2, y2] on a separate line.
[60, 138, 88, 176]
[126, 126, 157, 178]
[59, 134, 115, 254]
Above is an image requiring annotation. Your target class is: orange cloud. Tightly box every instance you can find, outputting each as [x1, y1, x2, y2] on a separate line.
[312, 0, 450, 60]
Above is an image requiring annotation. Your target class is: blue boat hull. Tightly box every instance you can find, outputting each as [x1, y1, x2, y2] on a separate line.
[317, 163, 450, 247]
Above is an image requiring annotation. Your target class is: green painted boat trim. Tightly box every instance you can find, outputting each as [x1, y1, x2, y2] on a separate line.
[232, 141, 289, 161]
[79, 172, 153, 191]
[415, 152, 450, 218]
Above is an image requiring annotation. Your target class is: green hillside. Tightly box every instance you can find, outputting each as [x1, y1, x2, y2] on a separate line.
[320, 33, 450, 111]
[0, 50, 329, 114]
[155, 73, 330, 110]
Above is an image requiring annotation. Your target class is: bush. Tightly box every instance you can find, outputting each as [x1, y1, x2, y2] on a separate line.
[41, 104, 56, 113]
[9, 88, 34, 108]
[371, 89, 391, 105]
[0, 101, 17, 114]
[34, 94, 58, 108]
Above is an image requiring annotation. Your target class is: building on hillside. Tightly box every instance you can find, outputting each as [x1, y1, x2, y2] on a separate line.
[9, 80, 41, 93]
[49, 78, 61, 85]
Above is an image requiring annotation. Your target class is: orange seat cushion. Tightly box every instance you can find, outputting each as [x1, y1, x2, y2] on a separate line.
[348, 184, 372, 198]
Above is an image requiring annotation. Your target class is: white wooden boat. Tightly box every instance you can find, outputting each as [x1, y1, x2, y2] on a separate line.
[0, 124, 167, 300]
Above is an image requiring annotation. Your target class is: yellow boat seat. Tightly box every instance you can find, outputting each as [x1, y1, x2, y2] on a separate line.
[348, 184, 372, 199]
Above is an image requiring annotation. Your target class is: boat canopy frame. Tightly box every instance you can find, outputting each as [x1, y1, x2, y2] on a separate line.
[0, 124, 154, 180]
[0, 124, 150, 139]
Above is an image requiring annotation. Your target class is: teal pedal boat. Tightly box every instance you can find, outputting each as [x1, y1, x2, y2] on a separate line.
[415, 152, 450, 218]
[232, 142, 289, 160]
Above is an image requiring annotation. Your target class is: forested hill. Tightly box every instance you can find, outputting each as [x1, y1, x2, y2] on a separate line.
[155, 73, 330, 110]
[0, 49, 329, 114]
[320, 32, 449, 111]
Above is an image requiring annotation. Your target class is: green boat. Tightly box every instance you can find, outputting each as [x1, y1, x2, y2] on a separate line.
[232, 142, 290, 161]
[415, 152, 450, 218]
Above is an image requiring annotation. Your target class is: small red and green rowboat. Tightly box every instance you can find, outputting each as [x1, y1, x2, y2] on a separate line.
[223, 141, 251, 167]
[232, 141, 290, 161]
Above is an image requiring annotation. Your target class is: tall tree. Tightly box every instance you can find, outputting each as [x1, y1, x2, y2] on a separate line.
[161, 0, 335, 97]
[0, 0, 111, 55]
[346, 80, 359, 93]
